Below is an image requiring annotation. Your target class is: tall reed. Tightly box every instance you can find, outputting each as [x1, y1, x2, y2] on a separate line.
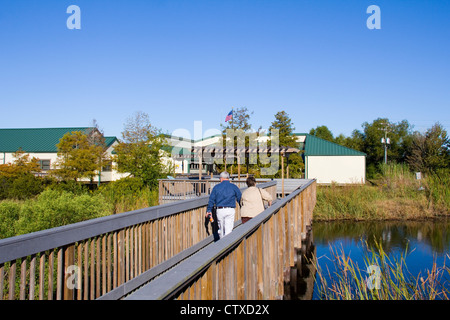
[426, 168, 450, 213]
[313, 240, 450, 300]
[314, 163, 449, 221]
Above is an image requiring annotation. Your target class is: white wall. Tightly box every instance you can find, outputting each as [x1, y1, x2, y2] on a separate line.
[306, 156, 365, 184]
[1, 142, 127, 183]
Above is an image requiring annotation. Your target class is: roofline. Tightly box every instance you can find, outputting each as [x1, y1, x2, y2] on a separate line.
[304, 134, 367, 156]
[305, 154, 366, 157]
[0, 128, 119, 153]
[0, 127, 91, 131]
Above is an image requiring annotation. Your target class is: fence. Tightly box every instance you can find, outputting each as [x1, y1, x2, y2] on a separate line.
[158, 178, 270, 204]
[0, 181, 277, 300]
[126, 179, 317, 300]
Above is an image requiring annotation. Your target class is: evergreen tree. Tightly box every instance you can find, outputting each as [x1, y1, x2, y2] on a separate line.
[269, 111, 297, 147]
[266, 111, 304, 178]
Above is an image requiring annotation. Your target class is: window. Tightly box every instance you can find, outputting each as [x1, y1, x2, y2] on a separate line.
[39, 159, 51, 171]
[102, 161, 112, 172]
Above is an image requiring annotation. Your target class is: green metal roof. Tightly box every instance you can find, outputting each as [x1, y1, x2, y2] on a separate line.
[303, 134, 366, 156]
[0, 128, 118, 153]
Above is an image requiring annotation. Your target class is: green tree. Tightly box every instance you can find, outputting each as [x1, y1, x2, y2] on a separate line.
[269, 111, 297, 147]
[86, 120, 110, 184]
[267, 111, 304, 178]
[114, 111, 172, 187]
[357, 118, 413, 173]
[286, 152, 304, 178]
[0, 150, 46, 200]
[52, 131, 105, 182]
[406, 123, 450, 173]
[0, 149, 41, 178]
[334, 129, 365, 151]
[216, 107, 255, 173]
[220, 107, 253, 133]
[310, 125, 334, 142]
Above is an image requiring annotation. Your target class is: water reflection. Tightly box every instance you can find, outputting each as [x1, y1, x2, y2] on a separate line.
[309, 218, 450, 299]
[313, 218, 450, 256]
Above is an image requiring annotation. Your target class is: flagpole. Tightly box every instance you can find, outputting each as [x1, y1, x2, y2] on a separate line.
[231, 106, 234, 131]
[231, 107, 234, 177]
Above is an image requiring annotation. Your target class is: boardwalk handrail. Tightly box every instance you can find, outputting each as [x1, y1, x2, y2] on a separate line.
[158, 178, 270, 204]
[126, 179, 316, 300]
[0, 181, 276, 300]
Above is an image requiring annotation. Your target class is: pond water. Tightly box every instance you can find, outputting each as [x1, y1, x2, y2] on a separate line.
[294, 218, 450, 300]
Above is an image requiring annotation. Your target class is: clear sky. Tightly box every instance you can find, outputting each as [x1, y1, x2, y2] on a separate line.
[1, 0, 449, 140]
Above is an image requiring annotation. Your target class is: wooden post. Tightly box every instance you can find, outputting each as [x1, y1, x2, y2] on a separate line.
[281, 151, 285, 198]
[237, 153, 241, 181]
[199, 147, 202, 181]
[286, 155, 289, 179]
[63, 244, 75, 300]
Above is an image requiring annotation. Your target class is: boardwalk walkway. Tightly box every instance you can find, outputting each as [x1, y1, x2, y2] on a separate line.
[0, 179, 316, 300]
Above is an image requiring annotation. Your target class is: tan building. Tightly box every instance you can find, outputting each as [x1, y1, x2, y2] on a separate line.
[0, 127, 127, 183]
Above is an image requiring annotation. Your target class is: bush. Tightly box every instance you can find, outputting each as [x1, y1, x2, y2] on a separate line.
[15, 189, 112, 235]
[0, 201, 21, 239]
[0, 174, 50, 200]
[9, 174, 46, 200]
[46, 179, 91, 195]
[97, 177, 158, 213]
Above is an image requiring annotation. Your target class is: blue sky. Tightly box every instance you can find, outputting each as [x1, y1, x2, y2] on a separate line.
[1, 0, 449, 140]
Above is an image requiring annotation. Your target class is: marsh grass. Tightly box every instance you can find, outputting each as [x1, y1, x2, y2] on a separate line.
[96, 177, 159, 213]
[314, 163, 450, 221]
[313, 240, 450, 300]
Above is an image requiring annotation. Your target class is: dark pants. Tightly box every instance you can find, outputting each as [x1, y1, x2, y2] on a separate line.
[241, 217, 252, 224]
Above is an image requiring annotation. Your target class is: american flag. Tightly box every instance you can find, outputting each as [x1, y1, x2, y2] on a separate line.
[225, 110, 233, 122]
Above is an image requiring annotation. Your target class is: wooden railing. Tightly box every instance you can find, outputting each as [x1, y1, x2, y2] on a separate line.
[126, 179, 316, 300]
[158, 179, 270, 204]
[0, 181, 276, 300]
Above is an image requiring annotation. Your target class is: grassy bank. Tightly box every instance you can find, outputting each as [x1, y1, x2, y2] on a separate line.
[313, 164, 450, 221]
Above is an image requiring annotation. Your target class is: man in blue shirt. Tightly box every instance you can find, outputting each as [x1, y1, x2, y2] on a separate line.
[206, 172, 242, 239]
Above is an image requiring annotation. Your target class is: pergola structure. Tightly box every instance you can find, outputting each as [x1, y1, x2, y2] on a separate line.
[171, 145, 301, 197]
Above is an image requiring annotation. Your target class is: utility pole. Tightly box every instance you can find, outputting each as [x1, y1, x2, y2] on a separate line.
[379, 123, 391, 164]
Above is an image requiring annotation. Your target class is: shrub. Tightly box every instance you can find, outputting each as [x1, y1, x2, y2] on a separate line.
[8, 174, 46, 200]
[46, 179, 91, 195]
[0, 201, 21, 239]
[97, 177, 157, 213]
[15, 189, 112, 235]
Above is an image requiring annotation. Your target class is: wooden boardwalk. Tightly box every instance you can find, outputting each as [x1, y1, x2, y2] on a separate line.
[0, 179, 316, 300]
